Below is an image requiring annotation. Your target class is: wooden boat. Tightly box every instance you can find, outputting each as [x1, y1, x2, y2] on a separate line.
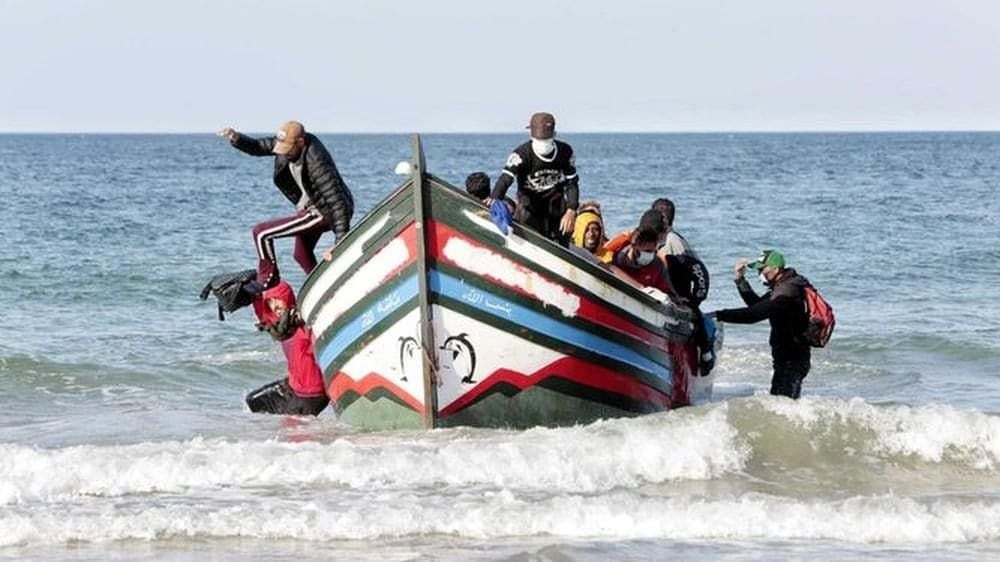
[297, 135, 711, 430]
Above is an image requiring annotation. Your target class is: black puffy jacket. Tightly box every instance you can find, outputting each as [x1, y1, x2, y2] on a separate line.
[715, 269, 810, 361]
[231, 132, 354, 240]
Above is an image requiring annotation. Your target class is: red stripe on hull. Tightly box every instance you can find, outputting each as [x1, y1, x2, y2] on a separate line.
[327, 371, 423, 412]
[428, 221, 670, 349]
[438, 355, 672, 417]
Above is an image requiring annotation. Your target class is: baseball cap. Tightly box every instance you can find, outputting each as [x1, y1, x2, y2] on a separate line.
[527, 112, 556, 139]
[747, 249, 786, 270]
[272, 121, 305, 155]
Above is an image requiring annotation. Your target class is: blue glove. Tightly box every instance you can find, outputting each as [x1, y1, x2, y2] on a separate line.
[489, 199, 513, 236]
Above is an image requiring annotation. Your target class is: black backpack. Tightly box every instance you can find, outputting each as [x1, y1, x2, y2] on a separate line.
[199, 269, 261, 321]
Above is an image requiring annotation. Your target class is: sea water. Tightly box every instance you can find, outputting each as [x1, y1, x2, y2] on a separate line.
[1, 133, 999, 561]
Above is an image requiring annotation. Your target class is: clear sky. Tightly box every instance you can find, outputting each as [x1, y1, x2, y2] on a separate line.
[2, 0, 999, 132]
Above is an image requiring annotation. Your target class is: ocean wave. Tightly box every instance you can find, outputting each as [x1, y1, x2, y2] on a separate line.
[0, 407, 746, 505]
[1, 397, 997, 508]
[2, 492, 999, 547]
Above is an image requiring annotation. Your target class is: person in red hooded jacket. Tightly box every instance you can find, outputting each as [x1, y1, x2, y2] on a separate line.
[244, 281, 329, 416]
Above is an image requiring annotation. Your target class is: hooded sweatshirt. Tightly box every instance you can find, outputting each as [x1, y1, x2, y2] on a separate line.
[571, 209, 613, 263]
[253, 281, 326, 397]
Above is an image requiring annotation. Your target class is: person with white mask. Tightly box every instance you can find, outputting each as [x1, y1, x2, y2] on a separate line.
[611, 210, 675, 295]
[488, 112, 580, 244]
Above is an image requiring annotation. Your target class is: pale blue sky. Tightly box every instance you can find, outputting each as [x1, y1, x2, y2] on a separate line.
[2, 0, 999, 132]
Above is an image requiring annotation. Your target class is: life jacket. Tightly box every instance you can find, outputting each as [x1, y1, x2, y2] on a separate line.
[803, 282, 835, 347]
[604, 229, 633, 255]
[200, 269, 260, 321]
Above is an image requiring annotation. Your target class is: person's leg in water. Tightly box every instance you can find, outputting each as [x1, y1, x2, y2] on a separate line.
[246, 378, 329, 416]
[770, 358, 810, 399]
[251, 210, 327, 287]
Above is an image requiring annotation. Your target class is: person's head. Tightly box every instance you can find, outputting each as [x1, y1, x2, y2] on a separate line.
[638, 209, 668, 248]
[272, 120, 307, 159]
[259, 281, 301, 340]
[651, 198, 675, 226]
[629, 226, 660, 267]
[527, 112, 556, 156]
[465, 172, 491, 201]
[572, 201, 605, 253]
[748, 249, 786, 283]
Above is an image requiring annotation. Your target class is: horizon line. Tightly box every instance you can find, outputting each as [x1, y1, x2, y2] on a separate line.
[2, 128, 1000, 135]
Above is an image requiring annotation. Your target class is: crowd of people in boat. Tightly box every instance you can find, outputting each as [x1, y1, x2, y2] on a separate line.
[206, 113, 823, 416]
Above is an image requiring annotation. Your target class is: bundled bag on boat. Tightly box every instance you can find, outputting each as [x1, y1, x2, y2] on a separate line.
[489, 198, 513, 236]
[199, 269, 262, 321]
[802, 281, 835, 347]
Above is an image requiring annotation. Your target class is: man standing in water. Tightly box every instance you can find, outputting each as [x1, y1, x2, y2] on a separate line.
[489, 112, 579, 245]
[219, 121, 354, 288]
[711, 250, 811, 398]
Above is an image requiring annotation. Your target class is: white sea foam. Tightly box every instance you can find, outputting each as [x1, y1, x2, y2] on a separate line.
[0, 407, 745, 506]
[2, 491, 999, 547]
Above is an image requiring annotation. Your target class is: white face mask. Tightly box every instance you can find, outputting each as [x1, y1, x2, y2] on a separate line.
[759, 272, 770, 285]
[636, 251, 656, 267]
[531, 137, 556, 156]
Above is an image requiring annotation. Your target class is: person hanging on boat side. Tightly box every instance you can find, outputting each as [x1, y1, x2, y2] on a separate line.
[218, 121, 354, 288]
[244, 281, 329, 416]
[488, 112, 579, 245]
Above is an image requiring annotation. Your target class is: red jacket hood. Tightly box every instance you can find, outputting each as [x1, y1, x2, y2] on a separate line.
[254, 281, 298, 325]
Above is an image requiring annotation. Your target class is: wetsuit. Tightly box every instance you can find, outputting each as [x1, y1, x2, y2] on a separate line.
[715, 269, 811, 398]
[490, 140, 579, 244]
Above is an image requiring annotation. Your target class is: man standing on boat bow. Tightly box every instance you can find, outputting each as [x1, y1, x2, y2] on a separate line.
[219, 121, 354, 288]
[489, 112, 579, 245]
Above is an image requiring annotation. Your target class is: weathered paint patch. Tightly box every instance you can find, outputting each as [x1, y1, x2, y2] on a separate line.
[442, 237, 580, 317]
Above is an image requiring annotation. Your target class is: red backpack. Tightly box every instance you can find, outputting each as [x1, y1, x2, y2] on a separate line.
[803, 283, 835, 347]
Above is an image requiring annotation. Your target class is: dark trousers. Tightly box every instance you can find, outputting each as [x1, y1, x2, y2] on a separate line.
[771, 358, 811, 399]
[516, 193, 569, 246]
[246, 378, 329, 416]
[252, 209, 328, 287]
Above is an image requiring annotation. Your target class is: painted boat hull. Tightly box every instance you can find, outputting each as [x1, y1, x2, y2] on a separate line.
[298, 136, 705, 430]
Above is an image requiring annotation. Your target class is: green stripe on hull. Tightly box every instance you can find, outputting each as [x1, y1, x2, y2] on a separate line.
[436, 383, 635, 429]
[334, 391, 424, 431]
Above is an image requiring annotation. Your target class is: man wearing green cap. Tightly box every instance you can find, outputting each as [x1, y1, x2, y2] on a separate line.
[711, 250, 811, 398]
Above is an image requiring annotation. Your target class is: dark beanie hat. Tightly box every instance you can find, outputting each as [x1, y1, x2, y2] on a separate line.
[465, 172, 491, 199]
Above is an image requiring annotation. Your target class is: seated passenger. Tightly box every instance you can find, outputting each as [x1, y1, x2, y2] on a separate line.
[612, 210, 674, 295]
[466, 172, 515, 214]
[571, 201, 613, 263]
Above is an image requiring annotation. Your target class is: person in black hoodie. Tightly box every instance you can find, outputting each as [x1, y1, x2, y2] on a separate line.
[711, 249, 811, 398]
[219, 121, 354, 288]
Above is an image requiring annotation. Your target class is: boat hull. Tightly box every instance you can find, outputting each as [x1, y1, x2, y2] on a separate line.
[298, 136, 704, 430]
